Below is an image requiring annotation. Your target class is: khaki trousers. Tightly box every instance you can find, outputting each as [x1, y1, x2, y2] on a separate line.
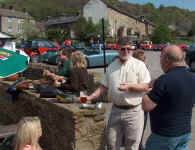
[107, 104, 144, 150]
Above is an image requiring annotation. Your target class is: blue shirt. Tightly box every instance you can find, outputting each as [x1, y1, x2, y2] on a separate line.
[148, 66, 195, 136]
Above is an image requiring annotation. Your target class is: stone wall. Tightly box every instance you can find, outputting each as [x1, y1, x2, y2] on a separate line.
[22, 63, 107, 102]
[0, 80, 107, 150]
[0, 62, 109, 150]
[107, 7, 148, 38]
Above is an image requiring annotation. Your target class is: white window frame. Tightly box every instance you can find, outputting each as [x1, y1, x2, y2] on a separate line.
[8, 17, 13, 23]
[8, 26, 12, 32]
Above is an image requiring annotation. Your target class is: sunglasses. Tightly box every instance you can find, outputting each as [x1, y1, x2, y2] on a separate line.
[118, 47, 131, 51]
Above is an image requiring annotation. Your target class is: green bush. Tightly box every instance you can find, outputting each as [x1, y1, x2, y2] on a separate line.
[151, 24, 172, 44]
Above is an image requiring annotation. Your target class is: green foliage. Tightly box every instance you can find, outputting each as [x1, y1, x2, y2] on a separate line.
[72, 17, 110, 42]
[188, 22, 195, 36]
[2, 0, 195, 36]
[46, 28, 69, 43]
[151, 24, 172, 43]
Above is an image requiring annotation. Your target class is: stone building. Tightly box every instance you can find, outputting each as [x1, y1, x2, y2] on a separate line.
[0, 7, 35, 36]
[44, 0, 154, 40]
[83, 0, 154, 39]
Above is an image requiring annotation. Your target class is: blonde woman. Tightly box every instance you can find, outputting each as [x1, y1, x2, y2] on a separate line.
[14, 116, 42, 150]
[56, 51, 89, 95]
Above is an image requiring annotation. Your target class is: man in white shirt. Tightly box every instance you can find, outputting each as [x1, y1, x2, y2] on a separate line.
[87, 40, 151, 150]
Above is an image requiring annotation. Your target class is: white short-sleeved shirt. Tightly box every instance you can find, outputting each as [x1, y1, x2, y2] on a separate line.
[101, 56, 151, 106]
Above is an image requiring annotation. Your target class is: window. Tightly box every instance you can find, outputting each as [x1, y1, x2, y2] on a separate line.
[17, 19, 21, 24]
[17, 24, 22, 33]
[8, 26, 12, 32]
[8, 17, 12, 23]
[88, 17, 92, 22]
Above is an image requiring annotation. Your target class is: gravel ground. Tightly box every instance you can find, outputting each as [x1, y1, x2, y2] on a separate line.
[145, 51, 163, 79]
[88, 51, 195, 150]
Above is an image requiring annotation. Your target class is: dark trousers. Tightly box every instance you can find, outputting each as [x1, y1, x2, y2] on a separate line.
[139, 111, 148, 150]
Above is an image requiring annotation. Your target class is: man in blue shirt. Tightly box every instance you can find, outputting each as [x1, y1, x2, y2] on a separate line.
[142, 45, 195, 150]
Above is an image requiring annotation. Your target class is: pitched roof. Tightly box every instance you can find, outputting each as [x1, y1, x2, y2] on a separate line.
[0, 31, 14, 39]
[43, 16, 80, 26]
[0, 8, 33, 19]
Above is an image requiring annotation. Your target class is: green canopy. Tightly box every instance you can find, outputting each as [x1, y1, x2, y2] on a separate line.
[0, 48, 29, 78]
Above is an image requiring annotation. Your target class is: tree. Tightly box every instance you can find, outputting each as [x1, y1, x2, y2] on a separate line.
[72, 17, 110, 42]
[151, 24, 172, 43]
[46, 28, 69, 43]
[188, 21, 195, 36]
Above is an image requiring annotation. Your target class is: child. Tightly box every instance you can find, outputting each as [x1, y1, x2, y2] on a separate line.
[13, 116, 42, 150]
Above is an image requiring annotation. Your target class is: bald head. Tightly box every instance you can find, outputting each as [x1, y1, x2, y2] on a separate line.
[163, 45, 184, 63]
[160, 45, 184, 73]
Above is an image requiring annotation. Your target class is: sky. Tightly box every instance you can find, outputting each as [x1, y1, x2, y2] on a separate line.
[124, 0, 195, 11]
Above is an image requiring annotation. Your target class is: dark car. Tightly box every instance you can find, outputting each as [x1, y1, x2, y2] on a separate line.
[21, 40, 58, 62]
[152, 43, 168, 51]
[185, 43, 195, 71]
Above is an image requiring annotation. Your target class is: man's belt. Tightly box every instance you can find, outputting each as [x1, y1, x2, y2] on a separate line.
[114, 104, 137, 109]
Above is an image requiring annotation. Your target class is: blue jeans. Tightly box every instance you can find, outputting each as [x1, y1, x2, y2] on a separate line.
[145, 133, 192, 150]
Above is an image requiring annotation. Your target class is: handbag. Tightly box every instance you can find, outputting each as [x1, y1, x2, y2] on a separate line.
[35, 84, 59, 98]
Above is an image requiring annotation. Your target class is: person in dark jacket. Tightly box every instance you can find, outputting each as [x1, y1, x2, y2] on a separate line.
[55, 51, 89, 95]
[142, 45, 195, 150]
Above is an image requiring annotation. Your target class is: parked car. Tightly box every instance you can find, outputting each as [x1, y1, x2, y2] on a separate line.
[42, 46, 119, 68]
[176, 44, 187, 51]
[84, 48, 119, 68]
[50, 41, 60, 50]
[140, 41, 153, 50]
[130, 41, 137, 50]
[3, 40, 30, 62]
[105, 43, 117, 50]
[152, 43, 168, 51]
[21, 40, 58, 62]
[185, 43, 195, 71]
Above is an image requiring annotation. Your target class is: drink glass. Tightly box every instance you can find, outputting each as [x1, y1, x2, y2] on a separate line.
[80, 91, 87, 103]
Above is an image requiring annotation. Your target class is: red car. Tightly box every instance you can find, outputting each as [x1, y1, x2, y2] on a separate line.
[140, 41, 153, 50]
[176, 44, 187, 51]
[105, 43, 117, 50]
[22, 40, 58, 57]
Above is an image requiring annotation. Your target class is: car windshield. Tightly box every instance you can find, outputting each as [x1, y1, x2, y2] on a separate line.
[37, 41, 55, 48]
[143, 41, 152, 44]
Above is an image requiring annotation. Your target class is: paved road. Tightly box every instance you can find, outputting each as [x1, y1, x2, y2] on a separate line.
[88, 51, 195, 149]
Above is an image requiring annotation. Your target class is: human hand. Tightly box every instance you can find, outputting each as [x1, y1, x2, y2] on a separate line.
[43, 70, 50, 76]
[73, 97, 81, 103]
[53, 81, 61, 87]
[56, 75, 65, 81]
[118, 82, 129, 91]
